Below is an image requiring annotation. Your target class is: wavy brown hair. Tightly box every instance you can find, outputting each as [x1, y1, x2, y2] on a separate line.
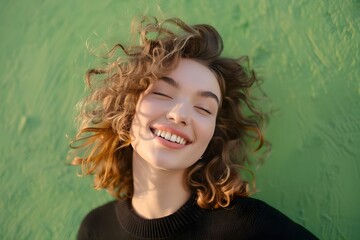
[69, 16, 268, 209]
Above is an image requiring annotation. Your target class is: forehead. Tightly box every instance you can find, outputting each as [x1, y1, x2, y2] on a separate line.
[165, 59, 221, 98]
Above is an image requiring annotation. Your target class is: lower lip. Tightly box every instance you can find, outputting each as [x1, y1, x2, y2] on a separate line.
[155, 135, 187, 149]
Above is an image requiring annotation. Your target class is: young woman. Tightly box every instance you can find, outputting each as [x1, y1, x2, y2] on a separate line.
[71, 17, 318, 239]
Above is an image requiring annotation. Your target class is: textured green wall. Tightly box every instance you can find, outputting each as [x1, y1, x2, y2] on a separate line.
[1, 0, 359, 239]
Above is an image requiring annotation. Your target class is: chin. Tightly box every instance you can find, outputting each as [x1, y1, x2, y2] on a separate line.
[150, 157, 196, 172]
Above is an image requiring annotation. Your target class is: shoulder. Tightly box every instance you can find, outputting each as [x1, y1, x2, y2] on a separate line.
[230, 196, 286, 219]
[208, 197, 276, 220]
[230, 197, 319, 239]
[77, 200, 120, 240]
[204, 197, 318, 239]
[81, 200, 118, 224]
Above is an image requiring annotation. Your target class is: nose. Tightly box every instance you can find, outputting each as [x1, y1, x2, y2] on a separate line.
[166, 103, 190, 126]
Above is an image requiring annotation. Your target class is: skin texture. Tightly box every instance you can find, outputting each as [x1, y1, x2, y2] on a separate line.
[130, 58, 221, 218]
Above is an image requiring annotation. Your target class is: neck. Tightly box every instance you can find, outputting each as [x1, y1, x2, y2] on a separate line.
[131, 152, 191, 219]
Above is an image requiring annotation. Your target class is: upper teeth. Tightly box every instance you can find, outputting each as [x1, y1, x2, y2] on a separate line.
[153, 129, 187, 145]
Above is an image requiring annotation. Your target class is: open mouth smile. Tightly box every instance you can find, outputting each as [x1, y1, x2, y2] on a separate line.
[152, 129, 187, 145]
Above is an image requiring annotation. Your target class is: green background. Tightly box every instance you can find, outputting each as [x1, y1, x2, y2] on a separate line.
[1, 0, 359, 239]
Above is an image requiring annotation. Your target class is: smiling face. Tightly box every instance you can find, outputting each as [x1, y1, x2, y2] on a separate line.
[130, 58, 221, 171]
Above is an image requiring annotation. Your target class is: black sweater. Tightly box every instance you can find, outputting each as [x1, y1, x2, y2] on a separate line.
[77, 196, 318, 240]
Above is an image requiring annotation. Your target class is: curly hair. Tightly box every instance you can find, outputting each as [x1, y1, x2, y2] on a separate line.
[70, 16, 267, 209]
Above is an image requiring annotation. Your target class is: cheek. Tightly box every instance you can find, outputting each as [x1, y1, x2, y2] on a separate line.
[130, 98, 148, 141]
[197, 119, 216, 146]
[129, 114, 140, 143]
[137, 96, 166, 117]
[130, 97, 167, 137]
[132, 98, 154, 128]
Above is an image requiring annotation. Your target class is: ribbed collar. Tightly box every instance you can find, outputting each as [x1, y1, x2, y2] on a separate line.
[115, 195, 204, 239]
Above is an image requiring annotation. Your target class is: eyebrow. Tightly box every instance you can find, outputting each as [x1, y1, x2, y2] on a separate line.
[159, 76, 220, 105]
[160, 76, 179, 88]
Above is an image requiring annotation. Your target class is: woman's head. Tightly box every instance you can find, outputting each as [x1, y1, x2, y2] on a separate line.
[130, 58, 220, 172]
[70, 16, 265, 208]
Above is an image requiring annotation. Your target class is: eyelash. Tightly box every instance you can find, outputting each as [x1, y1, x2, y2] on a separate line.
[153, 92, 172, 99]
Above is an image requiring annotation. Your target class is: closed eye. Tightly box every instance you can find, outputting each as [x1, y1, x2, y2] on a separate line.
[152, 92, 172, 99]
[195, 106, 212, 115]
